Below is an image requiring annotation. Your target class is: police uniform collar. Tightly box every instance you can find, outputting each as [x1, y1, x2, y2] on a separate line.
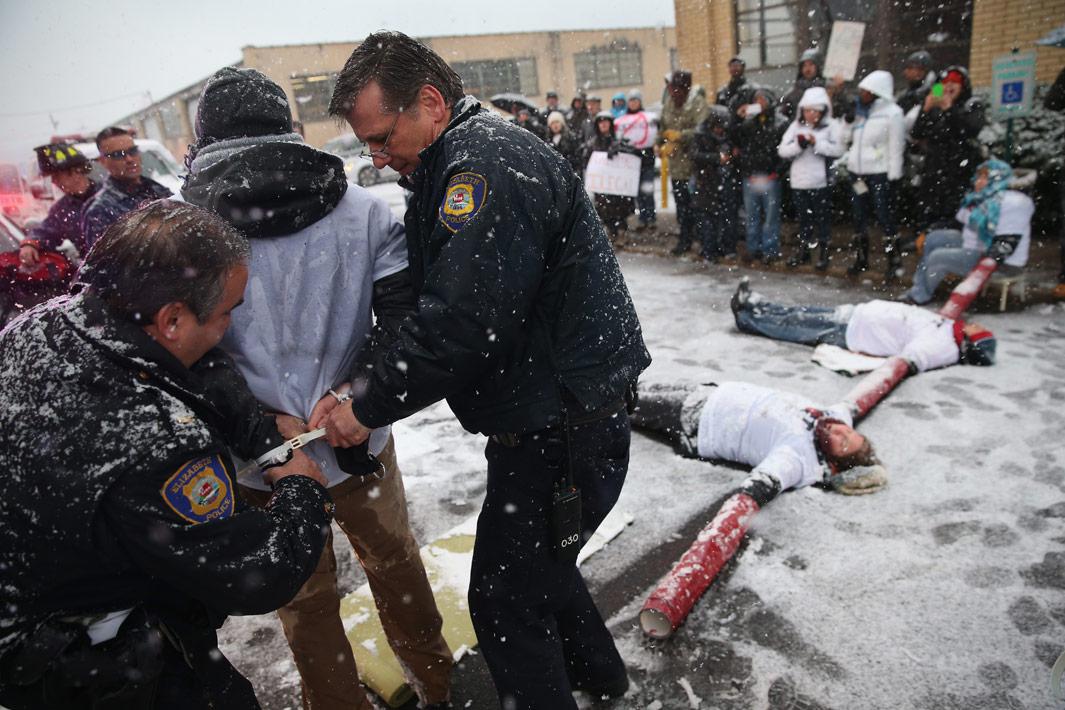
[64, 292, 204, 393]
[412, 95, 483, 183]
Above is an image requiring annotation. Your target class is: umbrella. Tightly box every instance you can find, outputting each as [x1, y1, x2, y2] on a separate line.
[1036, 24, 1065, 48]
[488, 93, 539, 115]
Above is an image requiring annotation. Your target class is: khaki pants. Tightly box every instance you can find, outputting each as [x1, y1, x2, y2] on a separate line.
[241, 437, 452, 709]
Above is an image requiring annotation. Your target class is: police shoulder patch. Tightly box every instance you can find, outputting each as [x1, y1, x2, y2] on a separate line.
[439, 172, 488, 233]
[161, 455, 235, 524]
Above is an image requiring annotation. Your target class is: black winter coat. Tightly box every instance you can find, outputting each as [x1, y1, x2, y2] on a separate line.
[25, 181, 99, 255]
[690, 124, 736, 209]
[547, 129, 585, 175]
[734, 111, 785, 177]
[0, 293, 331, 660]
[716, 76, 747, 107]
[910, 81, 985, 218]
[352, 96, 651, 436]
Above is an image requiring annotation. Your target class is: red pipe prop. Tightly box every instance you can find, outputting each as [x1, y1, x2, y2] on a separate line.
[938, 256, 998, 320]
[844, 356, 914, 422]
[640, 492, 760, 638]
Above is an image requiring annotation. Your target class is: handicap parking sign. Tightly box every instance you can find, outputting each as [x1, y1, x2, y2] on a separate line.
[992, 51, 1036, 118]
[1001, 81, 1024, 105]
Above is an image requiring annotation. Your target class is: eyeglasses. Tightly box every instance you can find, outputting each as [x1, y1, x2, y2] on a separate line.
[102, 146, 139, 160]
[357, 112, 401, 160]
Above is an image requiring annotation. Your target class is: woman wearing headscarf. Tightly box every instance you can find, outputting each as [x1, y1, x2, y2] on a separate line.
[901, 158, 1034, 305]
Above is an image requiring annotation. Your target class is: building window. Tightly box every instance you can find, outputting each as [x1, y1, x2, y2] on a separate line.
[291, 72, 338, 123]
[574, 41, 644, 90]
[452, 58, 538, 99]
[735, 0, 800, 70]
[159, 101, 184, 138]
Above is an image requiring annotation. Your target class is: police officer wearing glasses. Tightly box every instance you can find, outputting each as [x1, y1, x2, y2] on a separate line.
[322, 31, 651, 710]
[79, 126, 171, 250]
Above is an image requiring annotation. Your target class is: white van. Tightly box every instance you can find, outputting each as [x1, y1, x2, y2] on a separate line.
[73, 139, 186, 195]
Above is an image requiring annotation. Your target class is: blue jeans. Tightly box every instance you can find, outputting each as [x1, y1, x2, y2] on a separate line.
[697, 183, 737, 259]
[742, 175, 782, 257]
[471, 412, 630, 709]
[905, 229, 984, 304]
[792, 187, 831, 249]
[851, 173, 896, 238]
[733, 297, 851, 347]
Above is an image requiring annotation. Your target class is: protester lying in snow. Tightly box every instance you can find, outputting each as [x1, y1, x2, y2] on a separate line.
[631, 380, 887, 500]
[730, 278, 996, 372]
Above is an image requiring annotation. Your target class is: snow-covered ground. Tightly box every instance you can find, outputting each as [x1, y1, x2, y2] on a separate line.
[220, 189, 1065, 709]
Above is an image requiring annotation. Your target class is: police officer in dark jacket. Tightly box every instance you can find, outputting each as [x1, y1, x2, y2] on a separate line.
[19, 143, 99, 267]
[0, 200, 331, 710]
[325, 31, 651, 710]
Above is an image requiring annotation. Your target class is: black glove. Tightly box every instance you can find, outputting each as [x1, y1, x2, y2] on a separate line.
[989, 234, 1020, 264]
[797, 135, 809, 149]
[843, 106, 856, 124]
[607, 144, 620, 159]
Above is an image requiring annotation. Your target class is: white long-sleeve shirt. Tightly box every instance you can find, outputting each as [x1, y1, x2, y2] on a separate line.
[845, 300, 960, 372]
[696, 382, 852, 492]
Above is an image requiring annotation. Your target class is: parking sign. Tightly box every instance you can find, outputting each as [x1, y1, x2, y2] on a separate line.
[992, 51, 1037, 119]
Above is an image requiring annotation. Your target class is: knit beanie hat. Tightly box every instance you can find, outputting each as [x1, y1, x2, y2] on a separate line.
[196, 67, 293, 144]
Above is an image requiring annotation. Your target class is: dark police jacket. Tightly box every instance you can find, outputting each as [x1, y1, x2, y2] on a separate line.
[351, 96, 651, 436]
[0, 293, 331, 661]
[79, 176, 172, 251]
[24, 181, 99, 256]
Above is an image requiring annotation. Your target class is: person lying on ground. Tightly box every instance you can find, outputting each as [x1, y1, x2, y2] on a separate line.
[730, 278, 996, 372]
[631, 380, 887, 503]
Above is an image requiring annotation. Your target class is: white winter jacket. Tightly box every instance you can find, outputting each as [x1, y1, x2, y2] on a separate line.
[696, 382, 852, 492]
[842, 97, 905, 180]
[778, 87, 846, 190]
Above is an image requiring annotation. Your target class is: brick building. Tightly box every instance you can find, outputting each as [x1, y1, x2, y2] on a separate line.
[673, 0, 1063, 96]
[113, 26, 676, 163]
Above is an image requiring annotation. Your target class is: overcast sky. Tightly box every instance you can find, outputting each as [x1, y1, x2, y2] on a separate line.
[0, 0, 675, 164]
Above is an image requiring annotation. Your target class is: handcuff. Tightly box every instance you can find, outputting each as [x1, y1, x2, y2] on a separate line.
[255, 390, 351, 470]
[255, 428, 328, 470]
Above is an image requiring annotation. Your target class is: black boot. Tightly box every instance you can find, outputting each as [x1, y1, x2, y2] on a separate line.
[815, 242, 830, 271]
[786, 247, 811, 268]
[847, 234, 869, 275]
[884, 237, 903, 281]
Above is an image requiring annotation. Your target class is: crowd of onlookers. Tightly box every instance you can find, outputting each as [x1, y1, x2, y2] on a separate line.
[3, 47, 1061, 327]
[519, 48, 1052, 302]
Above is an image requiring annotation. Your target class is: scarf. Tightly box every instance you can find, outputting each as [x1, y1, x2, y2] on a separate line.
[960, 158, 1013, 249]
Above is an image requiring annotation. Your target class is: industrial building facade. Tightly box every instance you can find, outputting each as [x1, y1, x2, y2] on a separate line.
[116, 26, 677, 162]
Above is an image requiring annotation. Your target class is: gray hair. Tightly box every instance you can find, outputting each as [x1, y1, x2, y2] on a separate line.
[328, 31, 463, 118]
[78, 199, 249, 323]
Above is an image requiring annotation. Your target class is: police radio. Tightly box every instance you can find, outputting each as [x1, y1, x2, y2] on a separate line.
[547, 418, 582, 565]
